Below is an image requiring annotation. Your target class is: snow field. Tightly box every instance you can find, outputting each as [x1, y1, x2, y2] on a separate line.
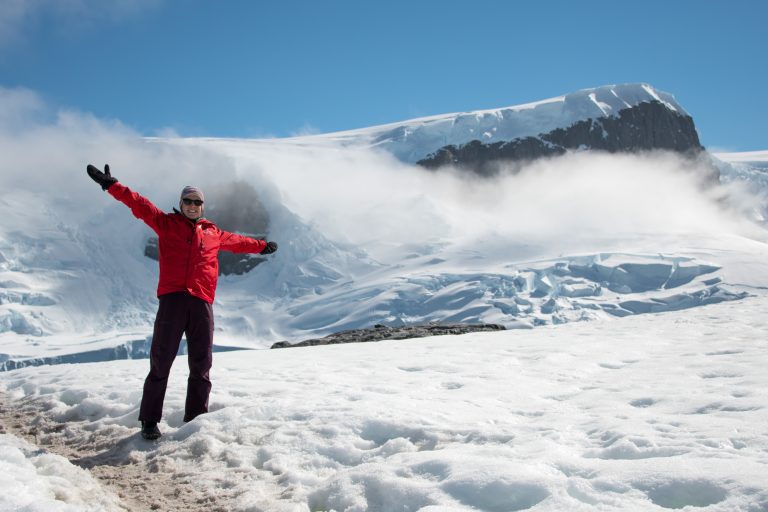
[2, 294, 767, 511]
[0, 433, 124, 511]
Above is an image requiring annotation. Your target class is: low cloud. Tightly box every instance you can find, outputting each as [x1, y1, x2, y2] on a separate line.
[0, 86, 236, 224]
[1, 86, 763, 263]
[211, 140, 763, 256]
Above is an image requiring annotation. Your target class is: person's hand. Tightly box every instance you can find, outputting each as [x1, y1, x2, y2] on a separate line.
[261, 241, 278, 254]
[86, 164, 118, 190]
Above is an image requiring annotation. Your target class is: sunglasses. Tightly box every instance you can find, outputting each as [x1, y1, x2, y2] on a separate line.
[182, 198, 204, 206]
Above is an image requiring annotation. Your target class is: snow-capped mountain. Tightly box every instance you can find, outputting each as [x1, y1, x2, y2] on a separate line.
[297, 83, 703, 174]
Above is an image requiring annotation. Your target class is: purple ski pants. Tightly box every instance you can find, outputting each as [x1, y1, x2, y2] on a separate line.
[139, 292, 214, 423]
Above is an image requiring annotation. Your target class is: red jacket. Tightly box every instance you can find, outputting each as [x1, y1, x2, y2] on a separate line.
[109, 182, 268, 303]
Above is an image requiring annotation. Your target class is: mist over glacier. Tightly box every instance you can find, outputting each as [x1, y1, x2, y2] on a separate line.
[1, 85, 757, 252]
[1, 85, 766, 350]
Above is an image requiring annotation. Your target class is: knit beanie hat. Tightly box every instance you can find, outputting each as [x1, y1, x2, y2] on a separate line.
[180, 186, 204, 202]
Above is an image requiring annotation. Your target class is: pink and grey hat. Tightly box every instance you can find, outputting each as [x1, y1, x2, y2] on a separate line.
[180, 186, 204, 202]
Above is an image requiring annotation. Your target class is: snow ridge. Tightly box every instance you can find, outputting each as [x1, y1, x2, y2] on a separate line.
[281, 253, 747, 338]
[306, 83, 688, 163]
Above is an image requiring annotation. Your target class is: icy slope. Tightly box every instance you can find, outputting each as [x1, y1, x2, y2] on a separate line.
[713, 150, 768, 222]
[279, 251, 748, 335]
[0, 184, 376, 360]
[715, 150, 768, 168]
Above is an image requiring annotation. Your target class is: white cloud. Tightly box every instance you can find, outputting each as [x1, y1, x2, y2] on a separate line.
[0, 86, 237, 225]
[0, 85, 762, 260]
[197, 139, 764, 261]
[0, 86, 48, 128]
[289, 123, 323, 137]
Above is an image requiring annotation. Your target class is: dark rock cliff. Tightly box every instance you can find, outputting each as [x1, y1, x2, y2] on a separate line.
[417, 101, 705, 175]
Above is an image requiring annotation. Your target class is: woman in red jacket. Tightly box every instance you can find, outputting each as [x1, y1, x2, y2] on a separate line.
[87, 164, 277, 440]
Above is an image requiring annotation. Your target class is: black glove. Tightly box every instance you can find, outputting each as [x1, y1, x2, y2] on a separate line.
[86, 164, 118, 191]
[261, 241, 278, 255]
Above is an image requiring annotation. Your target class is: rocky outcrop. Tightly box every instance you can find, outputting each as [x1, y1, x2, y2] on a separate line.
[271, 323, 506, 349]
[417, 101, 705, 175]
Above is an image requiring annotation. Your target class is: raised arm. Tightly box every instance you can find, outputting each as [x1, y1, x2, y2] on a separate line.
[86, 163, 165, 233]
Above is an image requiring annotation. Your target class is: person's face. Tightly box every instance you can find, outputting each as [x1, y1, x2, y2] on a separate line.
[181, 195, 203, 220]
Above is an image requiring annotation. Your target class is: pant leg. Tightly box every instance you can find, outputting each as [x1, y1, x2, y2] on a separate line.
[183, 295, 214, 422]
[139, 293, 187, 422]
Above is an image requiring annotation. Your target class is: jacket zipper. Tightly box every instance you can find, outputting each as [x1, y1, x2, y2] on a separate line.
[185, 220, 197, 292]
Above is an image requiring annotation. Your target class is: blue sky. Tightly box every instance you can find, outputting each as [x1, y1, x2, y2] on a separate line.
[0, 0, 765, 151]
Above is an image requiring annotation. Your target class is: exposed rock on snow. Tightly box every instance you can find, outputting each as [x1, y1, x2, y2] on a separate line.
[270, 322, 505, 349]
[418, 100, 705, 175]
[310, 83, 708, 176]
[315, 83, 692, 163]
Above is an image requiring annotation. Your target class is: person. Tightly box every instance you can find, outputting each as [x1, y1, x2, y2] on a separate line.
[86, 164, 278, 440]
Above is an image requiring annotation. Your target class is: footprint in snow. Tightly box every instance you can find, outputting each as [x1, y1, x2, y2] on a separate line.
[636, 479, 728, 509]
[629, 398, 657, 408]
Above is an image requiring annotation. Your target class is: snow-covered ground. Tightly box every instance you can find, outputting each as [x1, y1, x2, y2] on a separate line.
[0, 433, 124, 511]
[2, 291, 768, 511]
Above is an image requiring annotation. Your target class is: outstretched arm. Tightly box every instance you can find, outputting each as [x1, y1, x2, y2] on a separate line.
[86, 163, 165, 233]
[219, 231, 277, 255]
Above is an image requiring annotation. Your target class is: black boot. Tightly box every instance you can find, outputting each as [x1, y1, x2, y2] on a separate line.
[141, 421, 162, 440]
